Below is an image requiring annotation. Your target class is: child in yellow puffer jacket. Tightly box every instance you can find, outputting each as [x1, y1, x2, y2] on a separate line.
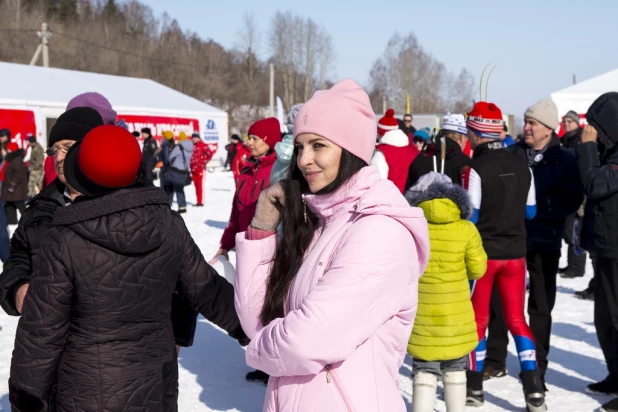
[405, 172, 487, 412]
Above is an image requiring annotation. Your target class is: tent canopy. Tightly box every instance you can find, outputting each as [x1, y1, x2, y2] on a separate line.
[0, 61, 225, 117]
[551, 69, 618, 116]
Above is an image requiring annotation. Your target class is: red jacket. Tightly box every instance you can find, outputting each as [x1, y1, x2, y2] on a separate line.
[232, 144, 250, 181]
[190, 141, 213, 173]
[220, 151, 277, 251]
[42, 156, 57, 189]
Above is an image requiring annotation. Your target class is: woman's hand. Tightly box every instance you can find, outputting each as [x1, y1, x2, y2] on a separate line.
[581, 124, 598, 143]
[209, 248, 229, 265]
[250, 183, 285, 232]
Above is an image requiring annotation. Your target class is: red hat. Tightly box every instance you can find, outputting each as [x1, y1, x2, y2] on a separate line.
[377, 109, 399, 136]
[64, 125, 142, 196]
[5, 142, 19, 153]
[248, 117, 282, 150]
[466, 102, 504, 138]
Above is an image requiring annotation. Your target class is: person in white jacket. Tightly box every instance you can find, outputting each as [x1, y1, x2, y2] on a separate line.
[371, 109, 419, 193]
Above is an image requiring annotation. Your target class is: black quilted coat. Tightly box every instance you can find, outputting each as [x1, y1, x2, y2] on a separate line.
[9, 187, 246, 412]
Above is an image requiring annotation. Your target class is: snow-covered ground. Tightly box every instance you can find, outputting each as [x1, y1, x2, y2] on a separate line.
[0, 169, 612, 411]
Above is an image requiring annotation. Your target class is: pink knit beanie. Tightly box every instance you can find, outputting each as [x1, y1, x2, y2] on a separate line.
[294, 79, 377, 164]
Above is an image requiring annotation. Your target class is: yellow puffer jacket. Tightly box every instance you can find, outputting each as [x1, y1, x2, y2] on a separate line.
[406, 182, 487, 361]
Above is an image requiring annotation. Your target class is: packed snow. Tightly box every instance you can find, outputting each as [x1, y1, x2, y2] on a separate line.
[0, 168, 611, 411]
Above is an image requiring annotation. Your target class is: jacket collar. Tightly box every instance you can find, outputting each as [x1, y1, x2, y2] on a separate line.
[379, 129, 409, 148]
[303, 166, 380, 222]
[247, 151, 277, 170]
[511, 134, 562, 162]
[473, 140, 504, 158]
[53, 187, 170, 226]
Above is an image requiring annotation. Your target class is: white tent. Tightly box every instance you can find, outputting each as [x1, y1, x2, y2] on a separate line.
[551, 69, 618, 118]
[0, 62, 229, 159]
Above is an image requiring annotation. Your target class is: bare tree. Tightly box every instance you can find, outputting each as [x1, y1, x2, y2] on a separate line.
[369, 32, 474, 115]
[269, 11, 335, 110]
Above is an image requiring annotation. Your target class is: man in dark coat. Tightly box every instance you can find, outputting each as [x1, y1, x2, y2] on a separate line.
[2, 142, 28, 224]
[575, 92, 618, 404]
[401, 113, 417, 138]
[558, 110, 588, 281]
[484, 99, 584, 385]
[141, 127, 159, 185]
[9, 125, 247, 412]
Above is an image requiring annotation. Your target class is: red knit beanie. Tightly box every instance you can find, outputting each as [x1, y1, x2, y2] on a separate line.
[466, 102, 504, 138]
[248, 117, 282, 150]
[377, 109, 399, 136]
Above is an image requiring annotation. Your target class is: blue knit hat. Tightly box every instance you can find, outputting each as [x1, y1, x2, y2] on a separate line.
[414, 127, 431, 141]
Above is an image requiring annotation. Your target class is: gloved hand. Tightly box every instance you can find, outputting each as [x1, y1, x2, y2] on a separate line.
[250, 183, 285, 232]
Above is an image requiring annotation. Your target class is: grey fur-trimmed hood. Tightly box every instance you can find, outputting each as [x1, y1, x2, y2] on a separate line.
[405, 178, 473, 220]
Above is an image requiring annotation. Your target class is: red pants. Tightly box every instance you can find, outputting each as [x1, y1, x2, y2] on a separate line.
[192, 170, 204, 205]
[469, 258, 537, 372]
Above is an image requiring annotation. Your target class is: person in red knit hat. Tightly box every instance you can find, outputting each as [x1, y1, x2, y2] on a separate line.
[211, 117, 282, 265]
[461, 102, 545, 411]
[9, 124, 247, 412]
[190, 132, 214, 207]
[371, 109, 419, 193]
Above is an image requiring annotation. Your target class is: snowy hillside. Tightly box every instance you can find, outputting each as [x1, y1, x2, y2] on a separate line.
[0, 169, 611, 411]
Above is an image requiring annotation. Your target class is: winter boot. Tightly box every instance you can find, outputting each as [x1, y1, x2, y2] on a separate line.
[443, 371, 466, 412]
[412, 372, 437, 412]
[465, 370, 484, 407]
[520, 370, 547, 412]
[195, 203, 204, 207]
[483, 364, 507, 380]
[178, 207, 187, 214]
[586, 376, 618, 396]
[601, 396, 618, 412]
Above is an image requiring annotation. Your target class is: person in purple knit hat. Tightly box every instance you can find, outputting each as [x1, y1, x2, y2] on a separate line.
[66, 92, 117, 125]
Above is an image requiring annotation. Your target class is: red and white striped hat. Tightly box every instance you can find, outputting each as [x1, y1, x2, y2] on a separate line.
[377, 109, 399, 136]
[466, 102, 504, 138]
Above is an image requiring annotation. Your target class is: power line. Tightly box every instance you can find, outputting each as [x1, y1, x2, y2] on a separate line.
[51, 29, 247, 72]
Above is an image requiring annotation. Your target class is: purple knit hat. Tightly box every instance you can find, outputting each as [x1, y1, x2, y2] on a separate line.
[66, 92, 117, 125]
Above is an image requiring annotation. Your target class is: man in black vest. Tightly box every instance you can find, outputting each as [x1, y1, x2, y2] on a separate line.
[483, 99, 583, 388]
[462, 101, 546, 411]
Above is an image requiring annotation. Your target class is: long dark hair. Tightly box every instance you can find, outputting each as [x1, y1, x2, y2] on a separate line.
[260, 148, 367, 325]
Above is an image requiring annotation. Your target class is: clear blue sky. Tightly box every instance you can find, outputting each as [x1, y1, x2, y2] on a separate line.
[144, 0, 617, 119]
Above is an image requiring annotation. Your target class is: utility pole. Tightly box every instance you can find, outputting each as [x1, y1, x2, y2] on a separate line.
[30, 22, 51, 67]
[269, 64, 275, 117]
[42, 22, 50, 67]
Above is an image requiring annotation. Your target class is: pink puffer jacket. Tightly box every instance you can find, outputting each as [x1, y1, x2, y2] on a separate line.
[234, 166, 429, 412]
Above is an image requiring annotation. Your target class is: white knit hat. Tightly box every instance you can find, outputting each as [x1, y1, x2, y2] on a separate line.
[442, 113, 468, 135]
[524, 98, 559, 130]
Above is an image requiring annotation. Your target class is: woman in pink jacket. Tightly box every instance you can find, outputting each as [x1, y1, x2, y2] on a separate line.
[234, 79, 430, 412]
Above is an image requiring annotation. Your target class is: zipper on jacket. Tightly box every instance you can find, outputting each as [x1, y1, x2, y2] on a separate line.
[325, 364, 355, 412]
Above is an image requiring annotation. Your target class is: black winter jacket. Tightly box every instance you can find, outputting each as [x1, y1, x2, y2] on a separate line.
[562, 128, 582, 150]
[0, 180, 198, 346]
[2, 150, 28, 202]
[9, 187, 246, 412]
[509, 136, 584, 250]
[576, 92, 618, 257]
[407, 138, 470, 188]
[0, 179, 65, 316]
